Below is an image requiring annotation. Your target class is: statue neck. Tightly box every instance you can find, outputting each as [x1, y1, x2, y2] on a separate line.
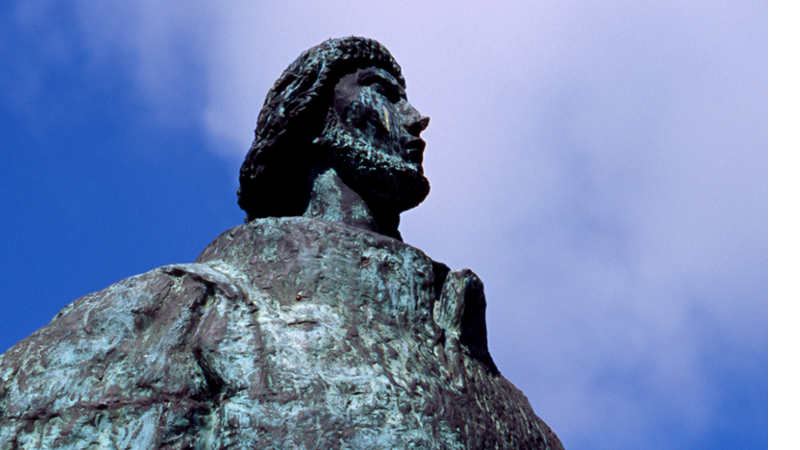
[302, 168, 402, 241]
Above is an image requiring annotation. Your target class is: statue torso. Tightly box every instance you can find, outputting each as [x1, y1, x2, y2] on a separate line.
[0, 218, 561, 449]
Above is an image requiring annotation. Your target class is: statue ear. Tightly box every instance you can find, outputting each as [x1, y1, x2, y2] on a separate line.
[308, 129, 337, 168]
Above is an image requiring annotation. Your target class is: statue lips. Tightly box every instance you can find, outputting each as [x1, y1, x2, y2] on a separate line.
[406, 138, 425, 166]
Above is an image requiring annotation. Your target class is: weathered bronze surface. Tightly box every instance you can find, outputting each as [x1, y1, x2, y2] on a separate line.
[0, 37, 563, 449]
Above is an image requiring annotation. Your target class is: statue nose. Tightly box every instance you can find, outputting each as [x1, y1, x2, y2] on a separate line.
[407, 114, 430, 137]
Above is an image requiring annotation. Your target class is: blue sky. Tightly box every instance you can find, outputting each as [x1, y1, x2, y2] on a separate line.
[0, 1, 766, 448]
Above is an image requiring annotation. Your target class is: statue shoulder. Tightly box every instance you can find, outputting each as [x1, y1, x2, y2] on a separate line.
[0, 262, 243, 431]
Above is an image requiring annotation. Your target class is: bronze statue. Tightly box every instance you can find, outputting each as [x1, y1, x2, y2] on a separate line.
[0, 37, 564, 449]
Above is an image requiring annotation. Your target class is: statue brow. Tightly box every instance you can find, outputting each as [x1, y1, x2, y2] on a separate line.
[358, 71, 406, 100]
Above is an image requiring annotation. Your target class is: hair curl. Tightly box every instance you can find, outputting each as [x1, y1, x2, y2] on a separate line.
[237, 37, 405, 221]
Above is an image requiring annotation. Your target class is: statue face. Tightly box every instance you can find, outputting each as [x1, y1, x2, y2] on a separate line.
[328, 67, 431, 212]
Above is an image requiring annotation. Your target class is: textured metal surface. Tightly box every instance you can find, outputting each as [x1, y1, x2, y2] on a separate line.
[0, 218, 563, 449]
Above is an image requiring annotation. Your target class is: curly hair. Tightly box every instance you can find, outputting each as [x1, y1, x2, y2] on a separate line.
[237, 37, 406, 221]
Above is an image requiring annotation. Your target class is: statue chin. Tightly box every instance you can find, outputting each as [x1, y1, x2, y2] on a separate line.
[334, 147, 430, 214]
[363, 167, 430, 213]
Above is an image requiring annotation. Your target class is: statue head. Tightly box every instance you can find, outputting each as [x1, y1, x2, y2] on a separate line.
[237, 37, 430, 222]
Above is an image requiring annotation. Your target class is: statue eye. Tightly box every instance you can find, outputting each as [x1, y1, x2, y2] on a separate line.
[380, 84, 402, 103]
[372, 82, 388, 96]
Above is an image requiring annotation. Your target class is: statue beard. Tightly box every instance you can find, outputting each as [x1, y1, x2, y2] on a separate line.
[320, 124, 431, 214]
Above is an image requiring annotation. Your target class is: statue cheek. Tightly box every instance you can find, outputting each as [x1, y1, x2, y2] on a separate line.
[379, 106, 392, 133]
[341, 101, 387, 144]
[360, 99, 393, 138]
[365, 108, 391, 140]
[342, 101, 367, 127]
